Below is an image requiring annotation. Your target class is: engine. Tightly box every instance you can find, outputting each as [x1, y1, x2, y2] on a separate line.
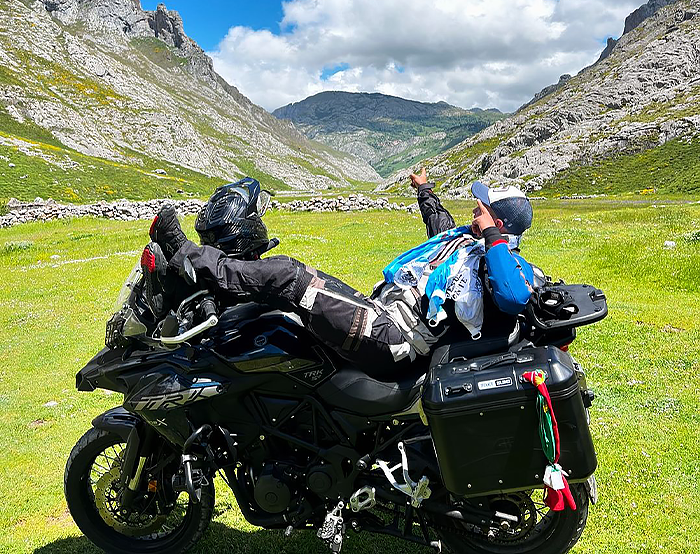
[252, 463, 294, 514]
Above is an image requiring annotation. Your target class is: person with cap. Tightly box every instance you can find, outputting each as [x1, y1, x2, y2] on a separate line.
[147, 172, 534, 374]
[402, 168, 535, 351]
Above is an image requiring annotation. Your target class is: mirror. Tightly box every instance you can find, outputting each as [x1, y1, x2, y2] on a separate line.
[180, 256, 197, 286]
[257, 190, 272, 216]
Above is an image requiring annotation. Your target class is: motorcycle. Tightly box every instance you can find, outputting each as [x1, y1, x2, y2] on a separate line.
[65, 201, 607, 554]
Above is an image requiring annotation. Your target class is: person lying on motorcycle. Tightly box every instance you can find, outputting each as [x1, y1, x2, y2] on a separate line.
[408, 168, 535, 346]
[146, 175, 534, 373]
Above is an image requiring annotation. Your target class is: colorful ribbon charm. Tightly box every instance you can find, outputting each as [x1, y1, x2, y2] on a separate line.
[522, 369, 576, 511]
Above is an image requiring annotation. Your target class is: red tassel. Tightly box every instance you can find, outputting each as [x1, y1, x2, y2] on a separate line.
[545, 486, 565, 511]
[561, 476, 577, 510]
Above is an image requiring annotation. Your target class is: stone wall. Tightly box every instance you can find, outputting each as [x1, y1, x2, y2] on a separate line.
[1, 194, 419, 228]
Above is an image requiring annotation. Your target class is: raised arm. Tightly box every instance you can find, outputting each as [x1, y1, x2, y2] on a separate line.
[410, 168, 455, 238]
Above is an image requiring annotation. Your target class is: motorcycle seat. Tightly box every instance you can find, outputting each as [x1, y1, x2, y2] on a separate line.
[317, 363, 427, 417]
[429, 322, 520, 367]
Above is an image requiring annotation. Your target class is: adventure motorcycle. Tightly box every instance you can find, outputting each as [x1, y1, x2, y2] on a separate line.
[65, 207, 607, 554]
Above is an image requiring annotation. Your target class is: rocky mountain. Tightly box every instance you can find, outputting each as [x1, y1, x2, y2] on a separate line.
[0, 0, 380, 204]
[384, 0, 700, 197]
[272, 91, 504, 178]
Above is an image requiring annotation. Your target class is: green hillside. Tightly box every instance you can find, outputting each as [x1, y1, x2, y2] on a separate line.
[542, 136, 700, 197]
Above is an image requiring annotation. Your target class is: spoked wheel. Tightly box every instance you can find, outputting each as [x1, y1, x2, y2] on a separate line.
[65, 427, 214, 554]
[436, 485, 589, 554]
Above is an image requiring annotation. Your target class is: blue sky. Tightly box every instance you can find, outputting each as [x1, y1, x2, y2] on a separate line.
[141, 1, 640, 112]
[141, 1, 283, 51]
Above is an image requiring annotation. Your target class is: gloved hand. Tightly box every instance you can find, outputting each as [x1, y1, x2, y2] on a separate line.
[149, 204, 187, 260]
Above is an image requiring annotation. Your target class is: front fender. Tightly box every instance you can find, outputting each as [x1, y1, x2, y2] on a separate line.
[92, 406, 143, 441]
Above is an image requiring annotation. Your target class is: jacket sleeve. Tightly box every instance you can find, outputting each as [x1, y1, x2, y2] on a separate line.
[482, 227, 534, 315]
[417, 183, 456, 238]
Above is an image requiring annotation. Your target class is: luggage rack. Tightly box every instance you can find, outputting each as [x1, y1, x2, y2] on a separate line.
[528, 283, 607, 330]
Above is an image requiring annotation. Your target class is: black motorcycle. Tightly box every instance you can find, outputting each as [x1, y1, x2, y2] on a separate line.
[65, 208, 607, 554]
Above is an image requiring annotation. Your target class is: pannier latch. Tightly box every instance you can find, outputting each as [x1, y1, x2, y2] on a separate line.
[444, 383, 472, 396]
[376, 442, 431, 507]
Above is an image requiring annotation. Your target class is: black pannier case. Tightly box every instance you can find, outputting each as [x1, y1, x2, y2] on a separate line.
[422, 346, 596, 497]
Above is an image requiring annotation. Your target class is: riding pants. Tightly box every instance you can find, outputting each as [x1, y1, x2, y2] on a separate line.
[170, 241, 416, 369]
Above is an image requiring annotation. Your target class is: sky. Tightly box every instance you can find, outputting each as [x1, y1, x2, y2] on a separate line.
[142, 0, 641, 113]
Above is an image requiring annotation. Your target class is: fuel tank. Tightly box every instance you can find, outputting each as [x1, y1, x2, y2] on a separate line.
[204, 303, 338, 387]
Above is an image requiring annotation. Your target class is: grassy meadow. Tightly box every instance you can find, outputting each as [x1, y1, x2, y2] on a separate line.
[0, 197, 699, 553]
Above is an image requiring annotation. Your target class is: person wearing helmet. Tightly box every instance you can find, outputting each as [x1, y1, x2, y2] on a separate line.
[149, 174, 534, 372]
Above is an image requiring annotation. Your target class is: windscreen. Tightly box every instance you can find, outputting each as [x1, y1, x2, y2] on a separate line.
[114, 262, 143, 311]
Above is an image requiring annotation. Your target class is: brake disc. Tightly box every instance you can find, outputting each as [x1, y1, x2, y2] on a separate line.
[488, 492, 539, 542]
[94, 465, 166, 537]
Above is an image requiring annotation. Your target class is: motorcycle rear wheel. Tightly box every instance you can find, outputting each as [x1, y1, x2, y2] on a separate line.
[64, 427, 214, 554]
[438, 484, 589, 554]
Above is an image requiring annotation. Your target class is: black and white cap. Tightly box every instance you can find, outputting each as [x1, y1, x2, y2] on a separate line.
[471, 181, 533, 236]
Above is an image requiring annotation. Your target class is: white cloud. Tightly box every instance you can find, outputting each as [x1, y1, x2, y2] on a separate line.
[208, 0, 640, 112]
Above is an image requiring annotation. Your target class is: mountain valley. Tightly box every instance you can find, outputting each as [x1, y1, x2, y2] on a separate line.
[0, 0, 381, 205]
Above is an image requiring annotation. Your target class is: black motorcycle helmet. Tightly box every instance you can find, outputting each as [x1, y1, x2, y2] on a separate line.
[195, 177, 277, 259]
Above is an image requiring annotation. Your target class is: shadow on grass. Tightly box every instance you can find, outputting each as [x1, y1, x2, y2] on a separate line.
[34, 521, 427, 554]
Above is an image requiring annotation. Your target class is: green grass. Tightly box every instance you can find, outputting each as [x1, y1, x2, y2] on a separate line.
[542, 136, 700, 197]
[0, 139, 226, 204]
[1, 198, 699, 552]
[0, 104, 229, 204]
[131, 37, 190, 70]
[0, 106, 68, 150]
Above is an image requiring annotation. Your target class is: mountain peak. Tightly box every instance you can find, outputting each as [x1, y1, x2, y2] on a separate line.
[41, 0, 192, 54]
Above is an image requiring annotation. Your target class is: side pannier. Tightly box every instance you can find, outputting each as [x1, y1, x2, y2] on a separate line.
[422, 346, 596, 497]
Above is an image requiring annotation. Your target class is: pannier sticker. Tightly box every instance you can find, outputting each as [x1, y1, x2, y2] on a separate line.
[477, 377, 513, 391]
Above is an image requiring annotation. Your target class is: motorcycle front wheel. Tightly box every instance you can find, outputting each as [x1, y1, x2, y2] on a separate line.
[64, 427, 214, 554]
[436, 484, 589, 554]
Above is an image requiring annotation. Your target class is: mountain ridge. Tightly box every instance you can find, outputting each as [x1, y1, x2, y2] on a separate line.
[273, 91, 505, 177]
[383, 0, 700, 197]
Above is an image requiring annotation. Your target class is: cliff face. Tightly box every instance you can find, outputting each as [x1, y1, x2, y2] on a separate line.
[383, 0, 700, 196]
[273, 91, 504, 178]
[0, 0, 380, 200]
[624, 0, 679, 33]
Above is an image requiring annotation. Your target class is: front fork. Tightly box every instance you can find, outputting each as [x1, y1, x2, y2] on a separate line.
[119, 424, 158, 510]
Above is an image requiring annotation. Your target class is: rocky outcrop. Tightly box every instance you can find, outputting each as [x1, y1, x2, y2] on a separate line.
[624, 0, 679, 34]
[517, 75, 571, 112]
[596, 37, 619, 63]
[522, 1, 682, 106]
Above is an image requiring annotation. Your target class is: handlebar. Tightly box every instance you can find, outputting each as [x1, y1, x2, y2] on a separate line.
[199, 298, 217, 320]
[160, 292, 219, 345]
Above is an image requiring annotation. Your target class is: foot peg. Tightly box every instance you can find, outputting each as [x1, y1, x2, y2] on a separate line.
[317, 501, 345, 552]
[349, 486, 376, 512]
[377, 441, 431, 507]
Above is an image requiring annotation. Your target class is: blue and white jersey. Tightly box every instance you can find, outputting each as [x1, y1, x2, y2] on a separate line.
[381, 228, 533, 342]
